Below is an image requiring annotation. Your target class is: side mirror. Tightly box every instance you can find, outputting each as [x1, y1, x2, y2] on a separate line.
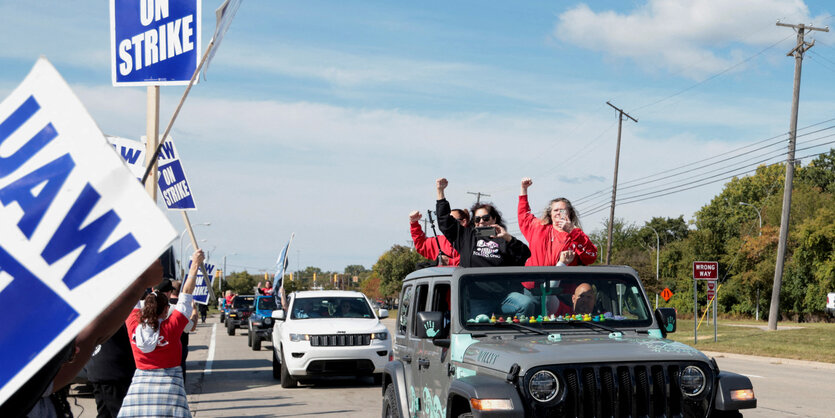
[655, 307, 676, 336]
[271, 310, 285, 320]
[416, 311, 447, 339]
[378, 309, 389, 319]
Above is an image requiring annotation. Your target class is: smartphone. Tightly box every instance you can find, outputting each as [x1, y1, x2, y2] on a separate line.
[475, 226, 494, 239]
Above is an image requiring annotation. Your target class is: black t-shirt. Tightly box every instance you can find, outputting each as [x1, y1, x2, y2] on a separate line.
[85, 324, 135, 383]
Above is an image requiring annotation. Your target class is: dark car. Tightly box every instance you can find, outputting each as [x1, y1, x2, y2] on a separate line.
[225, 295, 255, 336]
[248, 296, 278, 351]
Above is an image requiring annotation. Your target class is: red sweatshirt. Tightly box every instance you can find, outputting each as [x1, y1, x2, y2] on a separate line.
[126, 300, 190, 370]
[410, 221, 460, 266]
[517, 195, 598, 266]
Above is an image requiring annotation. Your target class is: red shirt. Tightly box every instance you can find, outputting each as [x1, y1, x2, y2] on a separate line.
[126, 307, 189, 370]
[517, 195, 598, 267]
[411, 221, 460, 266]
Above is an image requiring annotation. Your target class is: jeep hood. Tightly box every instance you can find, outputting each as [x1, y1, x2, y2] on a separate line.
[460, 333, 708, 373]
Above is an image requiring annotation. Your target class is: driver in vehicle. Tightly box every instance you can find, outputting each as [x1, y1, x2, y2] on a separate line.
[550, 282, 596, 316]
[339, 300, 360, 318]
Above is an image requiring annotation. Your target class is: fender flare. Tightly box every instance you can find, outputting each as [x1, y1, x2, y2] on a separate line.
[383, 361, 410, 418]
[447, 375, 525, 416]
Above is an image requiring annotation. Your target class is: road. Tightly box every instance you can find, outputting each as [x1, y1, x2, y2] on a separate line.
[68, 315, 834, 417]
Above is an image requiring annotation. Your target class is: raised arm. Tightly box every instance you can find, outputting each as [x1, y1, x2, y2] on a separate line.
[410, 210, 439, 260]
[181, 249, 205, 295]
[520, 177, 532, 196]
[435, 178, 459, 244]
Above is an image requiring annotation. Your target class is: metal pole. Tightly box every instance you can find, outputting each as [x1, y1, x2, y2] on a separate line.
[769, 22, 828, 331]
[714, 288, 718, 342]
[694, 278, 698, 345]
[467, 191, 491, 205]
[605, 102, 637, 264]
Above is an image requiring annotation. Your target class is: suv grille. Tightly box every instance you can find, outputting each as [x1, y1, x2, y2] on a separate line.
[309, 334, 371, 347]
[527, 362, 712, 418]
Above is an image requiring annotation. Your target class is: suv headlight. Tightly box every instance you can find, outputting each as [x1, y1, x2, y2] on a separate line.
[371, 332, 388, 340]
[529, 370, 559, 402]
[289, 333, 309, 342]
[680, 366, 706, 396]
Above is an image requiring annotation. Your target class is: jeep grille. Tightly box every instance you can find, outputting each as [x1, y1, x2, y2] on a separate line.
[525, 362, 712, 418]
[309, 334, 371, 347]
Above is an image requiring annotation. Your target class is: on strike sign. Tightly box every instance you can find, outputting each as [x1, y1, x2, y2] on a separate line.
[110, 0, 202, 86]
[693, 261, 719, 280]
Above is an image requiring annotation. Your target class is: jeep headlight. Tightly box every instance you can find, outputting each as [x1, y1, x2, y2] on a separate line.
[372, 332, 388, 340]
[529, 370, 559, 402]
[289, 333, 309, 342]
[680, 366, 706, 396]
[264, 318, 272, 325]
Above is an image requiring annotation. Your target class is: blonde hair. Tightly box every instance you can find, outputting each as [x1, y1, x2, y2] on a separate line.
[540, 198, 581, 229]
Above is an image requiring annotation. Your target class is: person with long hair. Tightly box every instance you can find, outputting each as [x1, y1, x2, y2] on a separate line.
[518, 177, 597, 266]
[435, 178, 530, 267]
[118, 250, 204, 418]
[409, 208, 468, 266]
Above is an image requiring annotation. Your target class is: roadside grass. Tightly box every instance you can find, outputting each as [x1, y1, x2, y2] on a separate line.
[667, 318, 835, 363]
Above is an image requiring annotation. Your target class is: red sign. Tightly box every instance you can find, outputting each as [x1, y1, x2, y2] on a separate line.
[693, 261, 719, 280]
[706, 280, 717, 300]
[661, 288, 673, 302]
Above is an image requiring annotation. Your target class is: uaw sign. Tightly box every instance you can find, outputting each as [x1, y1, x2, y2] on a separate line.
[185, 260, 213, 305]
[106, 135, 146, 179]
[0, 59, 177, 404]
[110, 0, 202, 86]
[147, 136, 196, 210]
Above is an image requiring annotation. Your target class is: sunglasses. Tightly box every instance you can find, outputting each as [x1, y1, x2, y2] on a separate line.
[474, 214, 493, 223]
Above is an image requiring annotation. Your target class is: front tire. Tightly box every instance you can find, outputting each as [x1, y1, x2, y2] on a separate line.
[220, 312, 225, 323]
[272, 350, 281, 380]
[252, 335, 261, 351]
[247, 330, 253, 347]
[382, 383, 401, 418]
[280, 350, 297, 388]
[226, 319, 235, 336]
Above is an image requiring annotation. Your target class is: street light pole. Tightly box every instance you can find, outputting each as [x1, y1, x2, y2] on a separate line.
[738, 202, 762, 236]
[178, 222, 210, 279]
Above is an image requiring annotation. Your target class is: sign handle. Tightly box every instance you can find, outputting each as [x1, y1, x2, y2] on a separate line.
[145, 86, 159, 199]
[141, 39, 216, 185]
[181, 211, 215, 302]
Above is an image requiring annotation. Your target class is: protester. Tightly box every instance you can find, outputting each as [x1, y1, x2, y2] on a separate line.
[84, 325, 136, 418]
[409, 209, 467, 266]
[518, 177, 597, 266]
[165, 280, 197, 386]
[198, 303, 208, 323]
[435, 178, 530, 267]
[256, 280, 275, 295]
[118, 250, 204, 417]
[0, 261, 164, 418]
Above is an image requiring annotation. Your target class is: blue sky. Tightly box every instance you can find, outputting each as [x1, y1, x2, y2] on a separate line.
[2, 0, 834, 274]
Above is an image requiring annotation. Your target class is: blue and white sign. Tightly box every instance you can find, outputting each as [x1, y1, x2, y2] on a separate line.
[149, 136, 197, 210]
[106, 135, 146, 179]
[110, 0, 202, 86]
[0, 58, 177, 404]
[185, 261, 213, 305]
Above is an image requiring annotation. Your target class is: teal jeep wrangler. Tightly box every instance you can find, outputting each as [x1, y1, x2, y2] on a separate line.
[381, 266, 756, 417]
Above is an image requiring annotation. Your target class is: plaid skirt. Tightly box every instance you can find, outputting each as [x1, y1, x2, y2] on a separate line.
[117, 367, 190, 417]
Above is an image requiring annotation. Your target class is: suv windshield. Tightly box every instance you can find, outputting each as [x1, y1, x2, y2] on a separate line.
[459, 272, 652, 329]
[233, 296, 255, 309]
[256, 297, 277, 310]
[291, 297, 374, 319]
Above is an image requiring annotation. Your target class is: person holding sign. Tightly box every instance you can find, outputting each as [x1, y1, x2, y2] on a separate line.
[119, 250, 204, 418]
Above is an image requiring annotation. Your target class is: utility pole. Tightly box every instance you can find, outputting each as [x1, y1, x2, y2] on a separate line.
[769, 21, 828, 331]
[467, 191, 491, 205]
[604, 101, 637, 264]
[422, 218, 429, 233]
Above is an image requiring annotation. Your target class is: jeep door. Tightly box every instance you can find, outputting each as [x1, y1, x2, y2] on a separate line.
[398, 281, 430, 416]
[415, 279, 451, 418]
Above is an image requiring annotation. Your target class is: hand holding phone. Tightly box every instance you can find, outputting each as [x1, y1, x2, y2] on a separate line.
[475, 226, 495, 239]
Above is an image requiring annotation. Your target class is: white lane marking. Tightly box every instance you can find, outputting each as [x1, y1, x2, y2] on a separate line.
[204, 324, 217, 375]
[742, 374, 764, 378]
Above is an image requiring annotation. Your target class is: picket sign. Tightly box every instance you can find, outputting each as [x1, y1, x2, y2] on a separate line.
[141, 135, 197, 210]
[184, 261, 214, 305]
[106, 135, 146, 179]
[0, 58, 177, 404]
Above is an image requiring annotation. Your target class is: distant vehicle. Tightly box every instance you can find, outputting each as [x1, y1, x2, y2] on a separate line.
[248, 295, 278, 351]
[827, 292, 835, 317]
[225, 295, 255, 336]
[270, 290, 392, 388]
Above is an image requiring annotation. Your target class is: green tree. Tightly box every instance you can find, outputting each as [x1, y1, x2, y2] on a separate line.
[797, 149, 835, 194]
[373, 245, 423, 298]
[344, 264, 367, 277]
[225, 271, 259, 295]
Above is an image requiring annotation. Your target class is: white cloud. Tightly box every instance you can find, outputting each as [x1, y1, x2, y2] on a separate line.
[553, 0, 824, 79]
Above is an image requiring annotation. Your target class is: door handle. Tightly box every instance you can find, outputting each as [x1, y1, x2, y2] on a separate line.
[418, 358, 430, 369]
[403, 354, 412, 363]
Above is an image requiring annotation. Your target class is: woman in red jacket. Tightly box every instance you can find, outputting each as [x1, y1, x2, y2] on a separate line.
[118, 250, 204, 418]
[409, 209, 468, 266]
[518, 177, 598, 266]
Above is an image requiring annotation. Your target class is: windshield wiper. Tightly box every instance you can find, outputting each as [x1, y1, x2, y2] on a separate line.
[493, 320, 550, 336]
[562, 320, 620, 334]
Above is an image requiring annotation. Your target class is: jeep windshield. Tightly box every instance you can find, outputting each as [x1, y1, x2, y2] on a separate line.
[459, 271, 652, 330]
[256, 297, 278, 310]
[291, 297, 375, 319]
[233, 296, 255, 309]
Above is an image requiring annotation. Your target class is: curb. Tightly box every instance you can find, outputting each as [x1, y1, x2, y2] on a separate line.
[702, 350, 835, 370]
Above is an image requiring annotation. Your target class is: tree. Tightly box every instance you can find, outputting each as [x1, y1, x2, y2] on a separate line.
[797, 149, 835, 194]
[225, 271, 259, 295]
[360, 273, 383, 300]
[344, 264, 367, 277]
[373, 245, 423, 299]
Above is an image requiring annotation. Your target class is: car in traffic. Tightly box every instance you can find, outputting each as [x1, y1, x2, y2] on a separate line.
[270, 290, 392, 388]
[225, 295, 255, 336]
[248, 295, 279, 351]
[381, 266, 757, 418]
[827, 292, 835, 317]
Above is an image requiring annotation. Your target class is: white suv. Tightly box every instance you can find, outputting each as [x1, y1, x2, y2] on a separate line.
[270, 290, 392, 388]
[827, 292, 835, 317]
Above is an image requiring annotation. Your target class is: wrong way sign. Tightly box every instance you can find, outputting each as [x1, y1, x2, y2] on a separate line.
[693, 261, 718, 280]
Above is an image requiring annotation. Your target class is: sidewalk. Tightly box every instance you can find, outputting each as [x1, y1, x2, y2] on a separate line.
[702, 350, 835, 370]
